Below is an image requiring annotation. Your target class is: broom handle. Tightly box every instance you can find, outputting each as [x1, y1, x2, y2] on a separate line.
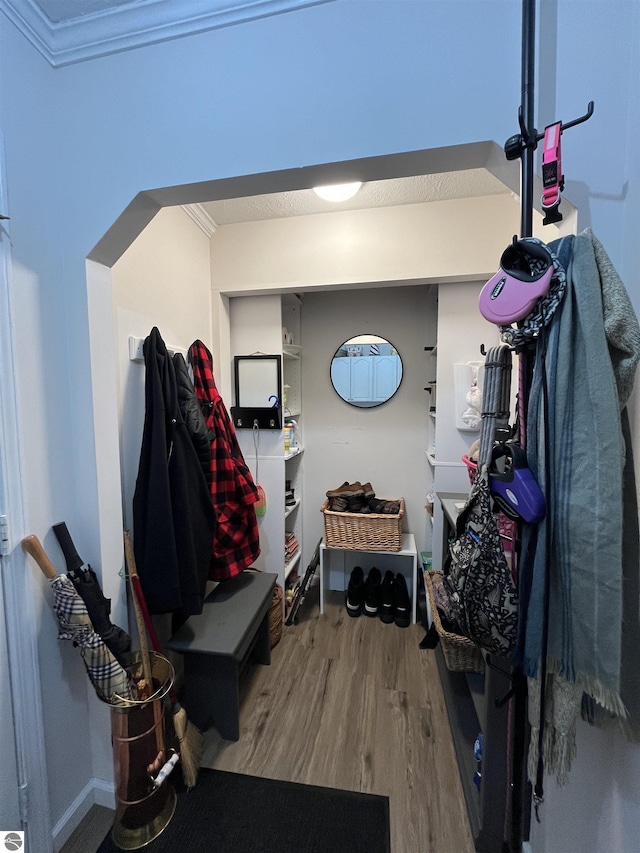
[123, 531, 152, 686]
[130, 574, 162, 652]
[125, 535, 180, 706]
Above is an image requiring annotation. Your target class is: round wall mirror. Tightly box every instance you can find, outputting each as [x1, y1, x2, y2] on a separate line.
[330, 335, 403, 408]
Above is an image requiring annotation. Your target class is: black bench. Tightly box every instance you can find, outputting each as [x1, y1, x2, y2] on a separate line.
[166, 571, 277, 741]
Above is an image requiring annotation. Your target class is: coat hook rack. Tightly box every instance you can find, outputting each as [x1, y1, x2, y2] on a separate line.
[505, 100, 594, 161]
[493, 4, 596, 851]
[504, 0, 594, 238]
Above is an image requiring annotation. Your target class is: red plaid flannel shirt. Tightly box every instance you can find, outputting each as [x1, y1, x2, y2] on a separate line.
[188, 341, 260, 580]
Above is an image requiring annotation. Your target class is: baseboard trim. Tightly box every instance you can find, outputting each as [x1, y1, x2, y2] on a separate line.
[93, 778, 117, 810]
[52, 778, 115, 852]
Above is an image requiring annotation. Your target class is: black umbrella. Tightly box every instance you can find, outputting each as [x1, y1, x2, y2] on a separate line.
[23, 535, 135, 704]
[53, 522, 133, 670]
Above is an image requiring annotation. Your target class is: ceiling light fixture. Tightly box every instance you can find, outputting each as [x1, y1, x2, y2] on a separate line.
[313, 182, 362, 202]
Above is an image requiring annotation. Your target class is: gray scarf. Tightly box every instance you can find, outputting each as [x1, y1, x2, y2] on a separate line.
[520, 229, 640, 783]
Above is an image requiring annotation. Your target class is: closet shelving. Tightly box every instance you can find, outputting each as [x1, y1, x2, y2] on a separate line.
[283, 344, 302, 416]
[284, 445, 303, 578]
[284, 498, 301, 518]
[283, 295, 304, 605]
[229, 292, 305, 617]
[284, 550, 302, 581]
[284, 449, 303, 582]
[425, 344, 437, 466]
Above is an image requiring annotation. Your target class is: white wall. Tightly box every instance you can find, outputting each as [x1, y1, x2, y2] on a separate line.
[526, 3, 640, 851]
[301, 285, 432, 562]
[111, 206, 214, 534]
[0, 0, 638, 848]
[211, 195, 520, 291]
[428, 282, 504, 570]
[108, 205, 214, 676]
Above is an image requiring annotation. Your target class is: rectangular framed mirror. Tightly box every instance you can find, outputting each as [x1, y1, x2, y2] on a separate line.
[231, 354, 283, 429]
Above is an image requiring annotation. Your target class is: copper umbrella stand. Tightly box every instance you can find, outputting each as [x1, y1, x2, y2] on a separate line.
[23, 534, 178, 849]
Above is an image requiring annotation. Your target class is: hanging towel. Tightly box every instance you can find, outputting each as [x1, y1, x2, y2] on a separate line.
[517, 230, 640, 783]
[188, 340, 261, 580]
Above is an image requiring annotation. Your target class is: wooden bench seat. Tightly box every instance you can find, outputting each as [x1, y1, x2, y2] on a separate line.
[166, 570, 277, 741]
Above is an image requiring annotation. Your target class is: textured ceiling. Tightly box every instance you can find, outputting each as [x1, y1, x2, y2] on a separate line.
[198, 169, 511, 226]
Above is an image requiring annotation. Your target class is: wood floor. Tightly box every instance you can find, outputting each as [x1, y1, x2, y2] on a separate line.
[61, 588, 474, 853]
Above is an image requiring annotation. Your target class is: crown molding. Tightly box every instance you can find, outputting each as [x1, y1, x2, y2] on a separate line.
[0, 0, 335, 67]
[181, 203, 218, 238]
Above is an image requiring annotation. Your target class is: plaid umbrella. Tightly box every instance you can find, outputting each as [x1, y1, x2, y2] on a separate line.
[52, 522, 133, 670]
[23, 535, 135, 704]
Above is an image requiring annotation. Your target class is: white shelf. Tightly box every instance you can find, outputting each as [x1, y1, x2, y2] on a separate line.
[285, 551, 302, 579]
[319, 533, 418, 624]
[284, 446, 304, 461]
[426, 451, 436, 467]
[285, 499, 300, 519]
[283, 345, 302, 360]
[429, 411, 437, 420]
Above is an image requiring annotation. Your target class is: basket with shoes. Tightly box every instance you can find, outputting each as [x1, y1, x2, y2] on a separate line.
[321, 481, 405, 552]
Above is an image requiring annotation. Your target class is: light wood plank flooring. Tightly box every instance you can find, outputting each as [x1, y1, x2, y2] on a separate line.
[61, 588, 474, 853]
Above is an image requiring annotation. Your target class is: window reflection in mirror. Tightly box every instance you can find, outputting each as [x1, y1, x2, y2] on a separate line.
[330, 335, 403, 408]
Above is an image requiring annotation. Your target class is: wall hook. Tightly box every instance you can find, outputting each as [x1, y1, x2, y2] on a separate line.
[556, 100, 594, 135]
[504, 101, 594, 160]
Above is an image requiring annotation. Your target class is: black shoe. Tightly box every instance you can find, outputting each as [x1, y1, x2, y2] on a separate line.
[419, 623, 440, 649]
[368, 498, 401, 515]
[347, 494, 367, 513]
[379, 570, 396, 623]
[394, 573, 411, 628]
[363, 567, 382, 617]
[346, 566, 364, 617]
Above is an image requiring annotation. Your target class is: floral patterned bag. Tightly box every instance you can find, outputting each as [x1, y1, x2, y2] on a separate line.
[442, 464, 518, 658]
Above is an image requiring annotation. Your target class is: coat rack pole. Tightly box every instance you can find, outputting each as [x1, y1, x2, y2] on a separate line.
[520, 0, 536, 238]
[510, 2, 538, 850]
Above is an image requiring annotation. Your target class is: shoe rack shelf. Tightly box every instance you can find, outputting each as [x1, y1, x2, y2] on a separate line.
[318, 534, 418, 624]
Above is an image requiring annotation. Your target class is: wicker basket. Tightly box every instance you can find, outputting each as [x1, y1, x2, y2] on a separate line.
[269, 584, 283, 648]
[425, 570, 485, 674]
[321, 498, 404, 552]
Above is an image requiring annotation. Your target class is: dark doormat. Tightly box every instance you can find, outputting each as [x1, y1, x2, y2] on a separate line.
[98, 768, 390, 853]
